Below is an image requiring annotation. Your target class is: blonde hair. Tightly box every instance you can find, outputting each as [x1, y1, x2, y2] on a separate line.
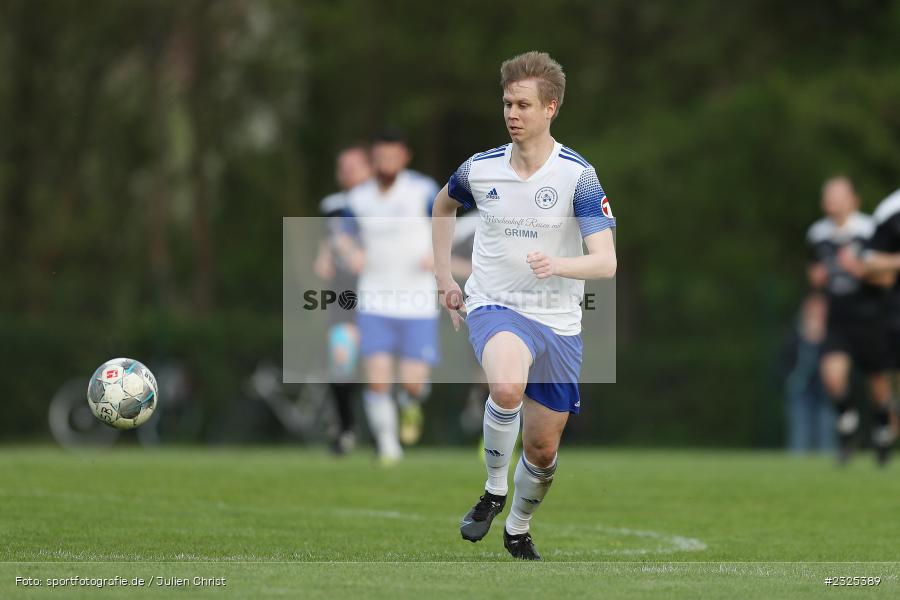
[500, 51, 566, 118]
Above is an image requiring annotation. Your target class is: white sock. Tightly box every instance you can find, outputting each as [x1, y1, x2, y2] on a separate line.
[364, 390, 401, 459]
[482, 396, 521, 495]
[505, 454, 556, 535]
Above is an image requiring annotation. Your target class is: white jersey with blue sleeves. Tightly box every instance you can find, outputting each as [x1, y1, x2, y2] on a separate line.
[346, 169, 440, 318]
[447, 141, 615, 335]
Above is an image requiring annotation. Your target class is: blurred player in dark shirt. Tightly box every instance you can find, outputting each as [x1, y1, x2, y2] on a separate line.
[313, 145, 372, 455]
[806, 177, 893, 465]
[838, 187, 900, 465]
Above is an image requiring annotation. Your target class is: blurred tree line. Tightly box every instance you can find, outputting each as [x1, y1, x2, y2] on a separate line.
[2, 0, 899, 444]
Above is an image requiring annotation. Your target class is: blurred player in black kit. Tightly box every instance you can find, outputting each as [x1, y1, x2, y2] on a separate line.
[807, 177, 894, 466]
[313, 145, 372, 454]
[838, 187, 900, 465]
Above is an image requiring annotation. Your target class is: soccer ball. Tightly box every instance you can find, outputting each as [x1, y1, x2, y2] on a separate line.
[87, 358, 158, 430]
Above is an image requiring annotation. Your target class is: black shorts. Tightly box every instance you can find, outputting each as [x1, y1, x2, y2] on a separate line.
[888, 327, 900, 370]
[822, 317, 891, 374]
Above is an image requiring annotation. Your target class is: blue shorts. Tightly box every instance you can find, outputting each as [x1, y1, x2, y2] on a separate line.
[467, 305, 582, 414]
[357, 313, 440, 365]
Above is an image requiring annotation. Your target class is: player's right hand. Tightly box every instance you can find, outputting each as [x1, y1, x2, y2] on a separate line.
[436, 277, 465, 332]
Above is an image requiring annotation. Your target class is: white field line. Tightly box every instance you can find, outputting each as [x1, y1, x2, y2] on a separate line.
[3, 486, 708, 562]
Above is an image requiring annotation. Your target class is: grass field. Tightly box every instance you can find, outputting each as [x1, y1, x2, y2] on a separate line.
[1, 446, 898, 598]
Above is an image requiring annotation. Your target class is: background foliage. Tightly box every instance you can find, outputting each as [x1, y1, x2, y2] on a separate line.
[2, 0, 900, 444]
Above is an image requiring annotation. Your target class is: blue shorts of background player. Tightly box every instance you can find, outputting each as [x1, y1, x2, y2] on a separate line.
[466, 305, 582, 413]
[357, 312, 440, 365]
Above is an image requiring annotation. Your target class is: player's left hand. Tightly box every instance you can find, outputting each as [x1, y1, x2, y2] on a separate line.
[527, 251, 557, 279]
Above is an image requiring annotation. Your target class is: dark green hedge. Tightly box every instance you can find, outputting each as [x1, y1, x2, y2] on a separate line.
[0, 314, 783, 447]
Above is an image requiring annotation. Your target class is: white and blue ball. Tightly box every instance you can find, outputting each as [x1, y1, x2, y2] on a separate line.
[87, 358, 158, 430]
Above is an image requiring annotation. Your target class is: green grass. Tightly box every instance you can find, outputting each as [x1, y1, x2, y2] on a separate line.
[1, 447, 898, 598]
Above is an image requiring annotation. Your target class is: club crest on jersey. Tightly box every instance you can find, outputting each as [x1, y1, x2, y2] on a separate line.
[601, 196, 613, 218]
[485, 187, 500, 200]
[535, 187, 558, 209]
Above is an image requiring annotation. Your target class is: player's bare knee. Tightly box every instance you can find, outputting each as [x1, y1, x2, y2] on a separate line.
[523, 442, 558, 469]
[822, 378, 847, 398]
[489, 382, 525, 409]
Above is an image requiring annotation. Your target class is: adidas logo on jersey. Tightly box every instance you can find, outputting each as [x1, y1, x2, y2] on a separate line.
[485, 188, 500, 200]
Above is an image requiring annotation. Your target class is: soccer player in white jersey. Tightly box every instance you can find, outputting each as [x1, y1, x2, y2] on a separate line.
[431, 52, 617, 560]
[345, 130, 440, 464]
